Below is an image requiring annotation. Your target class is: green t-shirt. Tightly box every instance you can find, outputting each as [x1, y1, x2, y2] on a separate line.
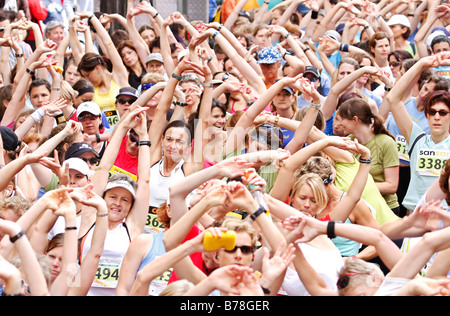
[334, 160, 399, 225]
[363, 134, 400, 210]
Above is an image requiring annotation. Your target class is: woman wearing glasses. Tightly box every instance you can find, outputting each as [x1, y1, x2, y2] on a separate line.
[386, 52, 450, 215]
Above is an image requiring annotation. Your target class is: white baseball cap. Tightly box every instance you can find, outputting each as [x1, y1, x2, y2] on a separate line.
[387, 14, 411, 28]
[62, 158, 91, 178]
[77, 101, 102, 118]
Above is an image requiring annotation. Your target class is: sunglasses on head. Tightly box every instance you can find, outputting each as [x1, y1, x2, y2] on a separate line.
[428, 109, 450, 117]
[80, 157, 98, 165]
[78, 114, 99, 122]
[224, 245, 255, 254]
[117, 98, 136, 105]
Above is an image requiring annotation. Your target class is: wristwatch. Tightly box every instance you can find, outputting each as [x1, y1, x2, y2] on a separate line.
[138, 140, 152, 147]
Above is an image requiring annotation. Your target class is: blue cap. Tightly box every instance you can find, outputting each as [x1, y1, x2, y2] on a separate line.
[257, 47, 282, 64]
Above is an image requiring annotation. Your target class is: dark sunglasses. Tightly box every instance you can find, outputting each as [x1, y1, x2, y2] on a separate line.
[304, 76, 319, 82]
[428, 109, 450, 117]
[224, 245, 255, 255]
[80, 157, 98, 165]
[389, 61, 401, 67]
[117, 98, 136, 105]
[128, 132, 139, 145]
[336, 273, 371, 289]
[78, 114, 99, 122]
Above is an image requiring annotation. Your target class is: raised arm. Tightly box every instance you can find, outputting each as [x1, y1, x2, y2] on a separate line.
[91, 106, 148, 196]
[67, 188, 109, 296]
[205, 26, 266, 97]
[147, 58, 204, 164]
[385, 54, 446, 143]
[125, 110, 151, 239]
[83, 12, 129, 87]
[224, 74, 302, 156]
[0, 219, 49, 296]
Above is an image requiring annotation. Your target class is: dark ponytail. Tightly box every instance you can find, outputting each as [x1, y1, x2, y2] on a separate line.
[337, 97, 394, 140]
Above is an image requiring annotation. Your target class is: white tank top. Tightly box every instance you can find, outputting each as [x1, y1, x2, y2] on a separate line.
[80, 222, 131, 296]
[147, 158, 185, 234]
[281, 243, 344, 296]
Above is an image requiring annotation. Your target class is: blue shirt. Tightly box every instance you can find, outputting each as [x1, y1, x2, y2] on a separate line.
[403, 122, 450, 211]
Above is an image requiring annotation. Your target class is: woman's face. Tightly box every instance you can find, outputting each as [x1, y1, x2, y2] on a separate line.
[389, 55, 401, 79]
[254, 28, 269, 49]
[74, 92, 94, 108]
[371, 38, 390, 60]
[47, 246, 63, 280]
[80, 66, 103, 87]
[427, 102, 450, 137]
[291, 184, 320, 217]
[216, 231, 254, 267]
[358, 58, 372, 85]
[337, 115, 357, 135]
[389, 24, 406, 39]
[68, 169, 89, 188]
[271, 9, 283, 25]
[338, 63, 356, 82]
[120, 46, 139, 68]
[140, 29, 156, 46]
[30, 85, 50, 108]
[65, 64, 81, 86]
[207, 107, 226, 134]
[273, 89, 294, 112]
[104, 187, 133, 222]
[418, 81, 436, 105]
[162, 127, 190, 162]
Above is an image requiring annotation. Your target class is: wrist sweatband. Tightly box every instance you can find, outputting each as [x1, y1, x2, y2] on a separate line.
[31, 108, 46, 122]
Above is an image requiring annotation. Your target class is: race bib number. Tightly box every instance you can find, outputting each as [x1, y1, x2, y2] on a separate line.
[149, 267, 173, 296]
[93, 257, 122, 288]
[104, 110, 119, 127]
[109, 165, 138, 181]
[417, 149, 450, 176]
[396, 135, 409, 162]
[146, 206, 166, 234]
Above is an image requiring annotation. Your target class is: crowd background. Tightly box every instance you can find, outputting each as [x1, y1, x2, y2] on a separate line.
[0, 0, 450, 297]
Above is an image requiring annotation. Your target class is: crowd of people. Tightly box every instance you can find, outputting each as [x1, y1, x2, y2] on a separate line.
[0, 0, 450, 297]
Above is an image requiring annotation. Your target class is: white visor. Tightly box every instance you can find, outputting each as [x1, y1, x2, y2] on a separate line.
[105, 179, 136, 199]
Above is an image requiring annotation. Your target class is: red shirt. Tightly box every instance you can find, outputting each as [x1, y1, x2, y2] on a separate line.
[109, 136, 138, 181]
[27, 0, 48, 41]
[168, 225, 213, 283]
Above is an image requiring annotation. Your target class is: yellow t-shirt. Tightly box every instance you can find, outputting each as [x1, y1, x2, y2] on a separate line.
[93, 79, 120, 127]
[334, 160, 399, 225]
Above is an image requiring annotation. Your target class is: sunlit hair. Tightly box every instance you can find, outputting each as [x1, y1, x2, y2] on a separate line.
[290, 173, 328, 213]
[337, 258, 383, 296]
[221, 218, 259, 249]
